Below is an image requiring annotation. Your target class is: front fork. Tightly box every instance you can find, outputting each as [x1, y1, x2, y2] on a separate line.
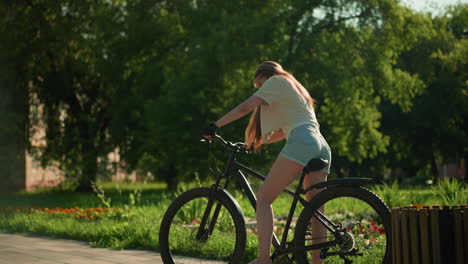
[195, 184, 224, 241]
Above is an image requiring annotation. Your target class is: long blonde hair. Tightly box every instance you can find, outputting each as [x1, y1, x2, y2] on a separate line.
[245, 61, 314, 151]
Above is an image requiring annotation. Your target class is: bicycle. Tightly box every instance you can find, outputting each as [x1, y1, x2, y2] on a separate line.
[159, 134, 391, 264]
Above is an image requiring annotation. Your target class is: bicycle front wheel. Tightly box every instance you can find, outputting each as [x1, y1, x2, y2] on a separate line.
[294, 186, 391, 264]
[159, 187, 246, 264]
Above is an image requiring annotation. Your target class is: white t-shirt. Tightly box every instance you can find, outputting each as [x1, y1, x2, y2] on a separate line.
[253, 76, 319, 142]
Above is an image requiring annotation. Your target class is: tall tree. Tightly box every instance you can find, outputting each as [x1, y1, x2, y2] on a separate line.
[378, 3, 468, 181]
[2, 1, 128, 191]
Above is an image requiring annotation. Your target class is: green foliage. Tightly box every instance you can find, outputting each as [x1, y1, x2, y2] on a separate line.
[376, 4, 468, 179]
[431, 178, 468, 206]
[91, 182, 112, 209]
[373, 181, 409, 208]
[373, 181, 429, 208]
[1, 1, 467, 188]
[0, 182, 452, 262]
[128, 188, 142, 207]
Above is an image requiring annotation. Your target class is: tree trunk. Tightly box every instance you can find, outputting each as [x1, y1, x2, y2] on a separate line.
[431, 154, 439, 184]
[165, 162, 178, 191]
[76, 154, 97, 192]
[0, 74, 27, 191]
[75, 134, 98, 192]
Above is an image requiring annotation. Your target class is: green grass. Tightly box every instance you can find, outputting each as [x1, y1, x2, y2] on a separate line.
[0, 179, 466, 263]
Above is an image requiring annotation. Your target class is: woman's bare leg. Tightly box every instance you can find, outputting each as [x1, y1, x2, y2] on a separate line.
[303, 171, 328, 264]
[248, 156, 305, 264]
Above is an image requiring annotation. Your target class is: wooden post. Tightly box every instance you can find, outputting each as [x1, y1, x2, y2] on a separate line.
[418, 208, 431, 264]
[392, 205, 467, 263]
[392, 207, 402, 264]
[463, 206, 468, 263]
[452, 207, 464, 264]
[439, 206, 455, 263]
[400, 208, 411, 264]
[430, 207, 441, 264]
[409, 208, 420, 264]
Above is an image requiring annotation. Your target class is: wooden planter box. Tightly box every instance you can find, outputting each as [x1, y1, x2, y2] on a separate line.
[391, 205, 468, 264]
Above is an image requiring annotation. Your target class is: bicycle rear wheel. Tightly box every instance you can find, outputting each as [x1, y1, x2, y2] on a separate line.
[159, 187, 246, 264]
[294, 186, 391, 264]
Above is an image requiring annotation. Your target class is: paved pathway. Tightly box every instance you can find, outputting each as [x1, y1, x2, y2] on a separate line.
[0, 233, 163, 264]
[0, 233, 225, 264]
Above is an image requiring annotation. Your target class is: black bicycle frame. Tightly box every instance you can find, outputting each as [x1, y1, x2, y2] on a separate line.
[206, 148, 341, 256]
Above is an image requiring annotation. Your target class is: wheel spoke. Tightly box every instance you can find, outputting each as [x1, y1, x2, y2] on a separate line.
[159, 188, 246, 264]
[294, 186, 391, 264]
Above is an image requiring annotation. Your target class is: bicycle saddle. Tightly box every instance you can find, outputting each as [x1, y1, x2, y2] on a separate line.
[302, 158, 329, 174]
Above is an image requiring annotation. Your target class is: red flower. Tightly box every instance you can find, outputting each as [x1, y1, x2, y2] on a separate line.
[370, 221, 377, 226]
[370, 238, 377, 243]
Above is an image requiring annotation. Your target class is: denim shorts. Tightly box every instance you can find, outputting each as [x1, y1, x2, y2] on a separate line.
[279, 124, 331, 173]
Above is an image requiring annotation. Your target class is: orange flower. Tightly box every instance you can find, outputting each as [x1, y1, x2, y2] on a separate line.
[412, 203, 427, 209]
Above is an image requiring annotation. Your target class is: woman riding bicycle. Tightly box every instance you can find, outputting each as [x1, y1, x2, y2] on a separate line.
[202, 61, 331, 264]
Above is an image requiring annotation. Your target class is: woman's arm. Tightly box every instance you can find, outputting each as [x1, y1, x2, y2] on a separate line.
[266, 129, 285, 144]
[214, 95, 265, 128]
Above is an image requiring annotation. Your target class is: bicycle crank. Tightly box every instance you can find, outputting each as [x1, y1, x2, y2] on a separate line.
[271, 248, 295, 264]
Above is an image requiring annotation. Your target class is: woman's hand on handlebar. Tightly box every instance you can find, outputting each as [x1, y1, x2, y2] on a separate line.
[200, 122, 219, 140]
[200, 130, 248, 152]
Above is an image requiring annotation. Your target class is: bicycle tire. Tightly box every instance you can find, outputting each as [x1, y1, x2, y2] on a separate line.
[159, 187, 246, 264]
[294, 186, 391, 264]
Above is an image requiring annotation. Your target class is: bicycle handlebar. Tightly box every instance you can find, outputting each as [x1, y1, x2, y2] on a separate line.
[201, 134, 249, 152]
